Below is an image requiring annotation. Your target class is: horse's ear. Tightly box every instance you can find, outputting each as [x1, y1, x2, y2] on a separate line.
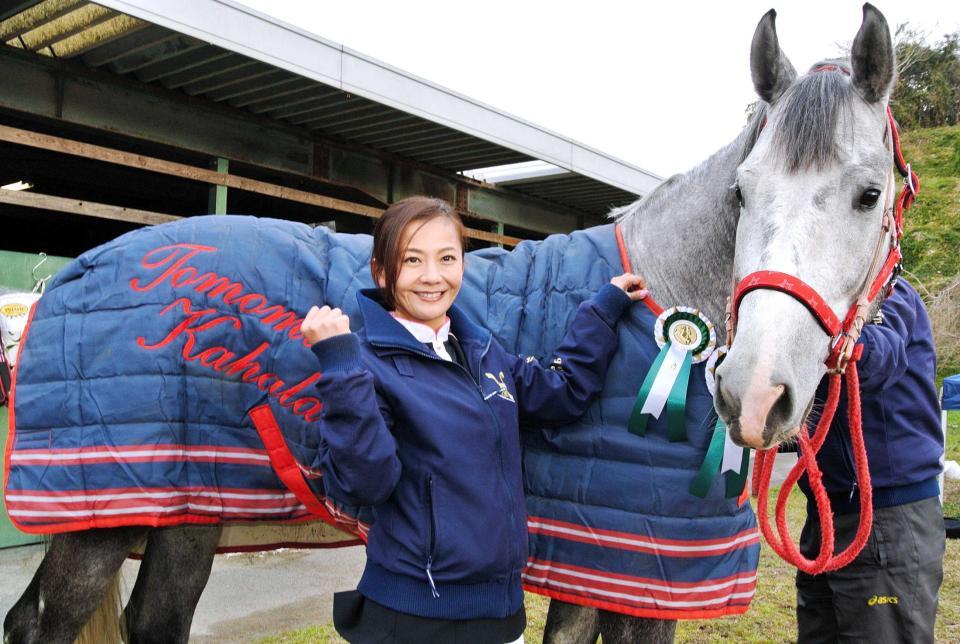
[850, 3, 895, 103]
[750, 9, 797, 104]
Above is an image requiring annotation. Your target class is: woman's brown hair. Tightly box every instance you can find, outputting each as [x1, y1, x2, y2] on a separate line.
[371, 196, 466, 310]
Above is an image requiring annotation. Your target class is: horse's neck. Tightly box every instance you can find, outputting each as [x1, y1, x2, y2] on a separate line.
[619, 121, 760, 334]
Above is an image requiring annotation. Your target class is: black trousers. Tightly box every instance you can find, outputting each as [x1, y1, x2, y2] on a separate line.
[795, 496, 945, 644]
[333, 590, 525, 644]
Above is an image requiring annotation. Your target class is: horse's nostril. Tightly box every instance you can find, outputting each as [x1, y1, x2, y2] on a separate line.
[766, 383, 793, 430]
[714, 375, 741, 420]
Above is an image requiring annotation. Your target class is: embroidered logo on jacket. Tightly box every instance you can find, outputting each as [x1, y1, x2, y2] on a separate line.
[484, 371, 516, 403]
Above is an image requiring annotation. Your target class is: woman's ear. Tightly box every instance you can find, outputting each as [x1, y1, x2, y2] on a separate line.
[371, 260, 386, 288]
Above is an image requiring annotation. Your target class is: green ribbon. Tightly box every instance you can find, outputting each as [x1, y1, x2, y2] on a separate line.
[725, 446, 750, 499]
[627, 340, 673, 436]
[690, 418, 727, 498]
[666, 350, 693, 442]
[690, 418, 751, 499]
[628, 340, 693, 441]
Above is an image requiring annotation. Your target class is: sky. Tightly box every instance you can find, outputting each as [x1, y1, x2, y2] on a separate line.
[232, 0, 960, 178]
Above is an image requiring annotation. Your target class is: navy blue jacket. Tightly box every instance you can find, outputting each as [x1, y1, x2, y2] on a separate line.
[309, 285, 631, 619]
[802, 280, 943, 514]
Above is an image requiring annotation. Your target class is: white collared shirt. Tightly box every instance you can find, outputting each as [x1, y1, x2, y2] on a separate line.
[392, 315, 453, 362]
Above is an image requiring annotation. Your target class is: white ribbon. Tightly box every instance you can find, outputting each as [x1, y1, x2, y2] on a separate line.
[721, 429, 746, 474]
[639, 341, 688, 419]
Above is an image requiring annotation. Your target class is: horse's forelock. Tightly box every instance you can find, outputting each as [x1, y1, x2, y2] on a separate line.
[769, 64, 855, 173]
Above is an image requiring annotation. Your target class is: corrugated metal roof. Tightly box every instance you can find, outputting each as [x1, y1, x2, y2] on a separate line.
[1, 0, 662, 216]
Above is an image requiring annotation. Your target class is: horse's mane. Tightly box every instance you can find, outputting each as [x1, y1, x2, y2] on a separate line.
[770, 61, 855, 172]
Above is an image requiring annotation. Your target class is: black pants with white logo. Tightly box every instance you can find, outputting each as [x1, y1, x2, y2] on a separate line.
[795, 495, 945, 644]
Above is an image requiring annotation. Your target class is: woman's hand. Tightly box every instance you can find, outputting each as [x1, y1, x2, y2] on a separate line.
[301, 305, 351, 346]
[610, 273, 649, 302]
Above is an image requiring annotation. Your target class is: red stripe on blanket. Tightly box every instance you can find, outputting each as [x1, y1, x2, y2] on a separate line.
[524, 557, 756, 604]
[528, 516, 760, 557]
[9, 444, 271, 467]
[522, 585, 752, 621]
[6, 487, 307, 520]
[4, 485, 290, 498]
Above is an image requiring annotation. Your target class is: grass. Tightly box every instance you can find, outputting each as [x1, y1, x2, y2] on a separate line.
[903, 125, 960, 296]
[898, 125, 960, 380]
[258, 625, 343, 644]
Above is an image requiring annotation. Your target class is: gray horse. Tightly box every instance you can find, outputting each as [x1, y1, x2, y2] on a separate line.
[4, 4, 900, 643]
[543, 3, 898, 641]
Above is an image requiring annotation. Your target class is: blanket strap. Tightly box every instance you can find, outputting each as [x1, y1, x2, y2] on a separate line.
[249, 404, 338, 523]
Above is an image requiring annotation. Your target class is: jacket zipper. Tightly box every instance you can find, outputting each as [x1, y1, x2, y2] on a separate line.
[374, 337, 518, 583]
[838, 433, 858, 502]
[425, 475, 440, 598]
[471, 338, 522, 571]
[459, 337, 522, 574]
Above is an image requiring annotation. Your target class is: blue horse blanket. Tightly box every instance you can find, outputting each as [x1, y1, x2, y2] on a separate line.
[7, 215, 759, 618]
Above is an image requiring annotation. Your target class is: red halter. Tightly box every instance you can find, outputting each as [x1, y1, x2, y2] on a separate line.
[729, 105, 918, 574]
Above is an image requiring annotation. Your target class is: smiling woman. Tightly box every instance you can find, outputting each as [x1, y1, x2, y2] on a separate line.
[298, 196, 647, 644]
[370, 197, 465, 331]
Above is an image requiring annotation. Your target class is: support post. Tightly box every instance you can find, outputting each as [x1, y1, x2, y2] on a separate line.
[208, 157, 229, 214]
[493, 221, 505, 248]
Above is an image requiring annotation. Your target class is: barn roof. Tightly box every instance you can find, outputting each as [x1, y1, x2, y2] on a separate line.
[0, 0, 661, 217]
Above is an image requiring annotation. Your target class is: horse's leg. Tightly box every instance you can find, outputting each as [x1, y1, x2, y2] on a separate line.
[541, 599, 600, 644]
[123, 524, 223, 644]
[597, 612, 677, 644]
[3, 526, 148, 644]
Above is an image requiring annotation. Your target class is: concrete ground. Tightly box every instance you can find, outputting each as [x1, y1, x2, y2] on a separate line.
[0, 541, 366, 642]
[0, 452, 798, 642]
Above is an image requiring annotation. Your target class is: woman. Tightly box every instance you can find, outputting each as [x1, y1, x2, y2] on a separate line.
[301, 196, 645, 643]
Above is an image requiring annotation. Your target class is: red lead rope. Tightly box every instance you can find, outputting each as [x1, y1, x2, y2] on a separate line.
[738, 105, 917, 573]
[751, 357, 872, 574]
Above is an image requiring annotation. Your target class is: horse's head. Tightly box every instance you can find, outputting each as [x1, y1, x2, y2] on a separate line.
[715, 4, 899, 450]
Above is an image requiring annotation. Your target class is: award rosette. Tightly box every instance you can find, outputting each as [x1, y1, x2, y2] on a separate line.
[628, 306, 715, 442]
[690, 346, 750, 499]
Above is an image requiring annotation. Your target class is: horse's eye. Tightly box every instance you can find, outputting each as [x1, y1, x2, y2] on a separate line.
[734, 185, 745, 206]
[859, 188, 881, 209]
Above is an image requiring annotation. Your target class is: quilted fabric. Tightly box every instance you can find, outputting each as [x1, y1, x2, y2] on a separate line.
[7, 216, 373, 534]
[464, 227, 760, 619]
[6, 215, 758, 618]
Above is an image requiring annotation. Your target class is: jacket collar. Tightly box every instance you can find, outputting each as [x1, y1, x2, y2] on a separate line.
[357, 289, 490, 353]
[392, 315, 451, 345]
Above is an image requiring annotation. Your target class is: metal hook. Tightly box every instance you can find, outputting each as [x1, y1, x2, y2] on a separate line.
[31, 253, 48, 280]
[32, 253, 52, 294]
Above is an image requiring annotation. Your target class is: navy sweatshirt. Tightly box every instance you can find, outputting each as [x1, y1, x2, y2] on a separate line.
[802, 279, 943, 514]
[309, 285, 631, 619]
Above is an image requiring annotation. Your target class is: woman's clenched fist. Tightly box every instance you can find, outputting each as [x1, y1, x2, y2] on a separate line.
[300, 305, 351, 346]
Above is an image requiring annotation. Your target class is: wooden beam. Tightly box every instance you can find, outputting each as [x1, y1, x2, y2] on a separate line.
[0, 189, 179, 226]
[0, 124, 385, 219]
[0, 188, 521, 246]
[0, 124, 521, 246]
[463, 225, 521, 247]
